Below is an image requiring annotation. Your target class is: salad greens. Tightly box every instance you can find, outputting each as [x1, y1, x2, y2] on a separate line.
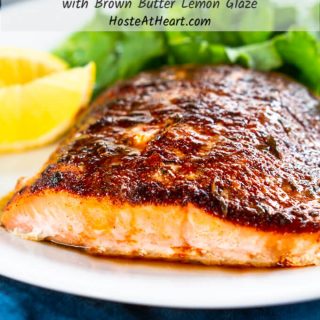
[54, 31, 166, 94]
[54, 13, 320, 96]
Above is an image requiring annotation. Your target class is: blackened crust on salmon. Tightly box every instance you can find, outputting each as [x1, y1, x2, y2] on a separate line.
[19, 66, 320, 232]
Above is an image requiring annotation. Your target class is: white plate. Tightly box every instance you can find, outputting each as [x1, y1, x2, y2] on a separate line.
[1, 1, 320, 310]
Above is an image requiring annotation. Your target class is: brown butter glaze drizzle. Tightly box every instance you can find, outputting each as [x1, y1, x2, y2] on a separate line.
[28, 65, 320, 233]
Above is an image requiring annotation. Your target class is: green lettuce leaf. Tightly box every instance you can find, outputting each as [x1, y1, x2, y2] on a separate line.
[275, 30, 320, 93]
[54, 31, 166, 95]
[226, 40, 283, 71]
[166, 32, 229, 64]
[53, 11, 320, 96]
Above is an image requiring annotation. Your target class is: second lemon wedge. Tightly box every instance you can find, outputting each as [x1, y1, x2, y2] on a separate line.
[0, 62, 96, 152]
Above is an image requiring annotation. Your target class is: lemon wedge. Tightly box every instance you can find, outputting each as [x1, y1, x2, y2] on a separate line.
[0, 62, 96, 152]
[0, 47, 68, 87]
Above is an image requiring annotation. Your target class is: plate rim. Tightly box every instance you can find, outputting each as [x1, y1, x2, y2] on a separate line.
[1, 228, 320, 309]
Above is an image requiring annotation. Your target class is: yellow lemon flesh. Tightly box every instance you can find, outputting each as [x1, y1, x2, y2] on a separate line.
[0, 47, 68, 87]
[0, 62, 96, 152]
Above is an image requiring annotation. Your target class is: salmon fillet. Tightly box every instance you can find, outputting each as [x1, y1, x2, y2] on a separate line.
[2, 65, 320, 267]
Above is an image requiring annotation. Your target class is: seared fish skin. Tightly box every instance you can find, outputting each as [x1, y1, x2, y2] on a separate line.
[2, 65, 320, 266]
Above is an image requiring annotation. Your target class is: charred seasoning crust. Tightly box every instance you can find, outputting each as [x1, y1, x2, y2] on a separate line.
[10, 65, 320, 233]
